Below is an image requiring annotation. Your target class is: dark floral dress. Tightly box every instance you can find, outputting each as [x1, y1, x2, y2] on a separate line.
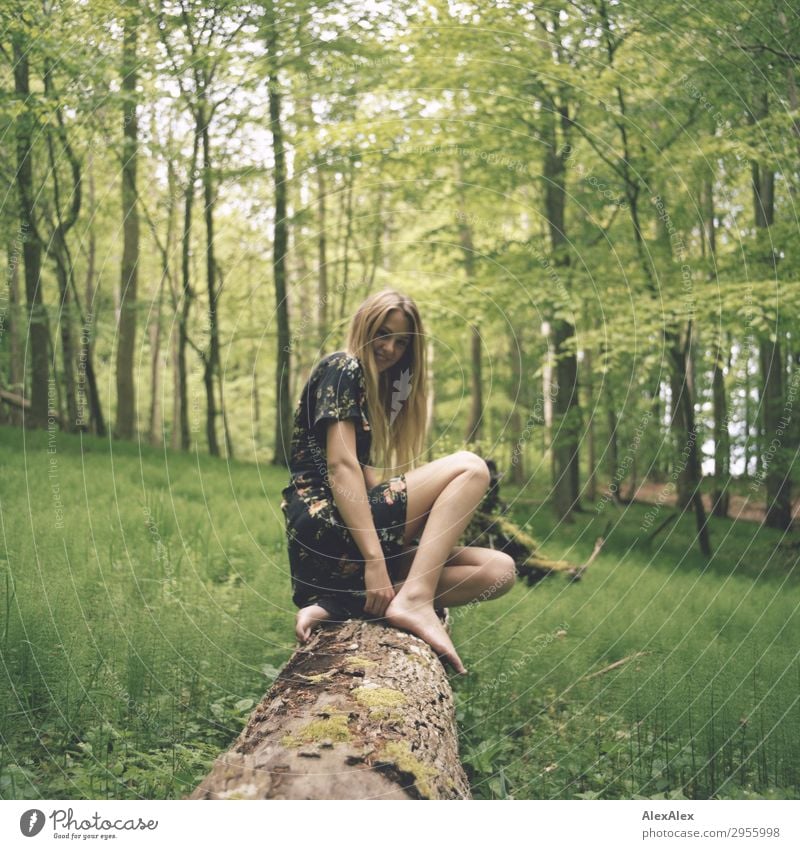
[280, 351, 409, 620]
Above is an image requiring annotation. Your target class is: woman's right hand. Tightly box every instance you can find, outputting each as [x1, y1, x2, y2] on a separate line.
[363, 559, 395, 617]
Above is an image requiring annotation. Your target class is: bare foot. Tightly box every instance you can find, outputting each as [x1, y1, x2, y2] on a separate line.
[384, 595, 467, 674]
[295, 604, 331, 643]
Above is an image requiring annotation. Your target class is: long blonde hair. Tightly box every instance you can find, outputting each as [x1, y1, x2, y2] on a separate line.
[345, 289, 428, 475]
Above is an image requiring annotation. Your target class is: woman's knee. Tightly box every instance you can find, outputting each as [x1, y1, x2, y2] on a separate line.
[486, 552, 516, 597]
[453, 450, 491, 488]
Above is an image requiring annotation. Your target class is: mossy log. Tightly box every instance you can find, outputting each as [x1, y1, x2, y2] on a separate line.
[190, 620, 471, 800]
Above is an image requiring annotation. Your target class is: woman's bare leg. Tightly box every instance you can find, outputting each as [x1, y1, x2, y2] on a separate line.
[384, 452, 491, 673]
[392, 545, 517, 607]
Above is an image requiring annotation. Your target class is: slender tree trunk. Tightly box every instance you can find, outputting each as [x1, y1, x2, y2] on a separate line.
[426, 337, 435, 461]
[464, 325, 482, 444]
[743, 361, 752, 477]
[456, 167, 483, 446]
[148, 274, 165, 446]
[701, 177, 730, 516]
[670, 338, 712, 556]
[338, 160, 354, 320]
[200, 106, 220, 456]
[760, 339, 792, 528]
[509, 328, 525, 485]
[670, 354, 692, 509]
[53, 261, 78, 430]
[13, 35, 49, 429]
[711, 350, 730, 518]
[585, 349, 597, 500]
[115, 12, 139, 439]
[541, 93, 579, 519]
[218, 369, 234, 459]
[365, 189, 383, 292]
[316, 165, 329, 347]
[43, 58, 83, 433]
[179, 129, 200, 450]
[7, 240, 24, 426]
[267, 23, 291, 468]
[750, 92, 791, 528]
[83, 156, 106, 436]
[606, 382, 619, 502]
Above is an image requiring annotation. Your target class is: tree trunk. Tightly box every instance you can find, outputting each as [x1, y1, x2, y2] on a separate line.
[426, 336, 435, 461]
[200, 105, 220, 457]
[712, 343, 730, 517]
[148, 273, 165, 446]
[670, 350, 693, 510]
[13, 34, 49, 430]
[83, 157, 106, 436]
[760, 337, 792, 528]
[267, 20, 291, 469]
[584, 349, 597, 500]
[337, 160, 355, 320]
[702, 176, 730, 517]
[189, 620, 470, 800]
[53, 261, 79, 430]
[7, 239, 24, 426]
[541, 94, 579, 519]
[670, 340, 712, 557]
[178, 129, 200, 450]
[115, 12, 139, 439]
[509, 327, 525, 485]
[456, 173, 483, 446]
[465, 325, 483, 444]
[750, 93, 791, 529]
[316, 164, 329, 347]
[606, 380, 619, 502]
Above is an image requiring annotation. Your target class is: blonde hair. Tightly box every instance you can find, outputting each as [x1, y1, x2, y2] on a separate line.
[345, 289, 428, 475]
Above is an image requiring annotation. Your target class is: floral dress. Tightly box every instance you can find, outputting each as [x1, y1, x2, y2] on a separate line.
[280, 351, 409, 620]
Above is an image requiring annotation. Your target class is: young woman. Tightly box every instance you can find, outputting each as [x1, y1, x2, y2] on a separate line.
[279, 289, 516, 674]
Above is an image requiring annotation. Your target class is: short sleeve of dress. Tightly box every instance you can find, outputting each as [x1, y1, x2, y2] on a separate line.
[312, 354, 365, 431]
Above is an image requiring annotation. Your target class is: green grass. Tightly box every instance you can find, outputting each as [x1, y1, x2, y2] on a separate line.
[454, 492, 800, 799]
[0, 425, 292, 799]
[0, 424, 798, 799]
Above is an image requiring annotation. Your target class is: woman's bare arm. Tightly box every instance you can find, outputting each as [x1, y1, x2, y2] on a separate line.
[326, 420, 394, 616]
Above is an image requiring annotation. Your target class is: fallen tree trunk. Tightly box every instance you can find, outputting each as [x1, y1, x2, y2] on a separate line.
[190, 619, 471, 800]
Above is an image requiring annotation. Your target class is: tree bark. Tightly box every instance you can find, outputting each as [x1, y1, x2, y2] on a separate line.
[541, 93, 579, 519]
[178, 128, 200, 450]
[267, 13, 291, 469]
[200, 103, 220, 457]
[13, 33, 49, 430]
[425, 336, 436, 461]
[7, 239, 24, 426]
[702, 176, 730, 517]
[83, 156, 106, 436]
[44, 57, 83, 433]
[509, 327, 525, 485]
[750, 92, 792, 529]
[316, 164, 329, 347]
[190, 620, 471, 800]
[670, 339, 712, 557]
[115, 11, 140, 439]
[584, 349, 597, 500]
[455, 172, 483, 447]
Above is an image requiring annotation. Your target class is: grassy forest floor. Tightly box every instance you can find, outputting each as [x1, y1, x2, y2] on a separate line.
[0, 425, 798, 799]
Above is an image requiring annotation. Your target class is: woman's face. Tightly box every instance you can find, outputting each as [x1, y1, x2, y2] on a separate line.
[372, 309, 412, 373]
